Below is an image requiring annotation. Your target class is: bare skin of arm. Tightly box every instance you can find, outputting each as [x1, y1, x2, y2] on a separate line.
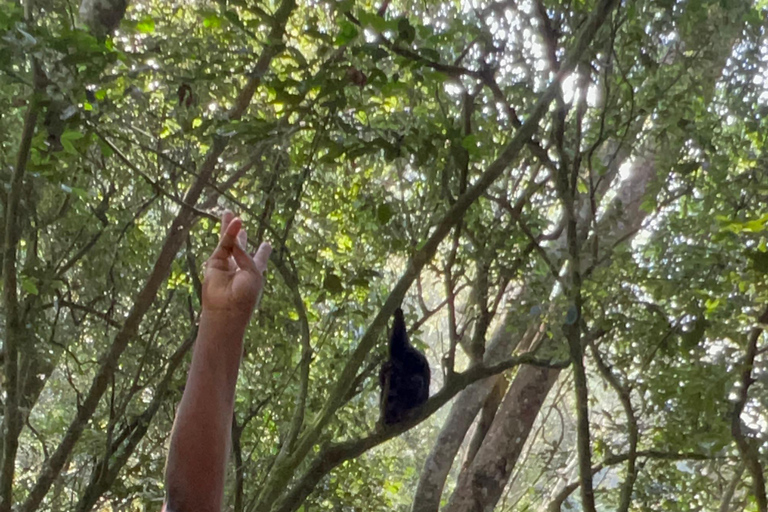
[163, 211, 271, 512]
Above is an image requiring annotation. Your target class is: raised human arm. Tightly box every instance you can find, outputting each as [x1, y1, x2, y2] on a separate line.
[163, 211, 271, 512]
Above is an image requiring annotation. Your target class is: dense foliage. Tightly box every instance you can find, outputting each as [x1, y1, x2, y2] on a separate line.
[1, 0, 767, 509]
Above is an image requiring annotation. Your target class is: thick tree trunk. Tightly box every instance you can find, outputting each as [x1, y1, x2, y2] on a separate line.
[412, 310, 546, 512]
[1, 78, 40, 512]
[463, 374, 508, 469]
[443, 145, 660, 512]
[444, 365, 561, 512]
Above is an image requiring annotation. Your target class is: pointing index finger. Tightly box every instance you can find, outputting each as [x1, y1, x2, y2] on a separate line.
[210, 216, 242, 261]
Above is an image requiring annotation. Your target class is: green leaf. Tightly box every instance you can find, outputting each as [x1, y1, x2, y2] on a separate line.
[335, 20, 358, 45]
[357, 11, 387, 33]
[419, 48, 441, 62]
[60, 130, 84, 155]
[61, 130, 84, 141]
[397, 18, 416, 44]
[747, 250, 768, 274]
[461, 134, 477, 152]
[21, 276, 38, 296]
[681, 317, 707, 350]
[136, 17, 156, 34]
[203, 14, 222, 29]
[98, 139, 113, 158]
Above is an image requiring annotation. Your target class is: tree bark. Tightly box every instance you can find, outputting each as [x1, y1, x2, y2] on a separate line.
[730, 306, 768, 512]
[464, 374, 508, 469]
[444, 127, 664, 512]
[444, 365, 561, 512]
[0, 92, 39, 512]
[411, 311, 535, 512]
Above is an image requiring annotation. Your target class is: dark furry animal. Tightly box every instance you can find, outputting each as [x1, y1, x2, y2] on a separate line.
[379, 308, 430, 425]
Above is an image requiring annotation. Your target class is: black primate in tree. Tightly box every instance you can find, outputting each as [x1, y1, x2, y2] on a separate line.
[379, 308, 431, 425]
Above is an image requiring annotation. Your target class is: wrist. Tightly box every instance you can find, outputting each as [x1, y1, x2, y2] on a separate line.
[193, 309, 249, 395]
[199, 307, 252, 335]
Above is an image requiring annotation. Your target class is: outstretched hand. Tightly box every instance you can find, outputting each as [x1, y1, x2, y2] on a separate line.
[203, 210, 271, 320]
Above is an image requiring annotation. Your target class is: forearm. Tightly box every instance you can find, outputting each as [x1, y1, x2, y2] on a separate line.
[164, 310, 248, 512]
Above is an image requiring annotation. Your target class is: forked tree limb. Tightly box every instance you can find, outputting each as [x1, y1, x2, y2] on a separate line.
[547, 450, 712, 512]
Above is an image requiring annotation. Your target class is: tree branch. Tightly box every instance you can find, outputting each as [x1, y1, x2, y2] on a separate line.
[730, 305, 768, 512]
[272, 256, 313, 460]
[272, 354, 570, 512]
[588, 337, 638, 512]
[0, 86, 40, 512]
[73, 331, 196, 512]
[547, 450, 712, 512]
[254, 0, 619, 504]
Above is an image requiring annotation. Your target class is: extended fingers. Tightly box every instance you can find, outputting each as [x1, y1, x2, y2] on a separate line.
[211, 213, 271, 277]
[210, 216, 242, 261]
[232, 243, 258, 274]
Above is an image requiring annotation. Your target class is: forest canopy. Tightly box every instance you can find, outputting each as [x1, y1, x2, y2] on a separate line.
[1, 0, 768, 509]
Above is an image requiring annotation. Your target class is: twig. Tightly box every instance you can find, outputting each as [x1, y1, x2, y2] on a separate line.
[547, 450, 712, 512]
[272, 257, 313, 459]
[588, 336, 638, 512]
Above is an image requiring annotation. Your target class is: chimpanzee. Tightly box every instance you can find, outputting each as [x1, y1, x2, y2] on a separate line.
[379, 308, 430, 425]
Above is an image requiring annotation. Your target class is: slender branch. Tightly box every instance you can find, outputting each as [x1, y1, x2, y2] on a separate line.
[588, 337, 638, 512]
[533, 0, 561, 72]
[57, 299, 122, 328]
[718, 462, 745, 512]
[345, 12, 480, 80]
[272, 354, 570, 512]
[517, 219, 565, 284]
[547, 450, 712, 512]
[730, 305, 768, 512]
[273, 257, 313, 459]
[228, 0, 296, 121]
[1, 82, 40, 512]
[94, 133, 219, 222]
[56, 230, 104, 276]
[73, 331, 196, 512]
